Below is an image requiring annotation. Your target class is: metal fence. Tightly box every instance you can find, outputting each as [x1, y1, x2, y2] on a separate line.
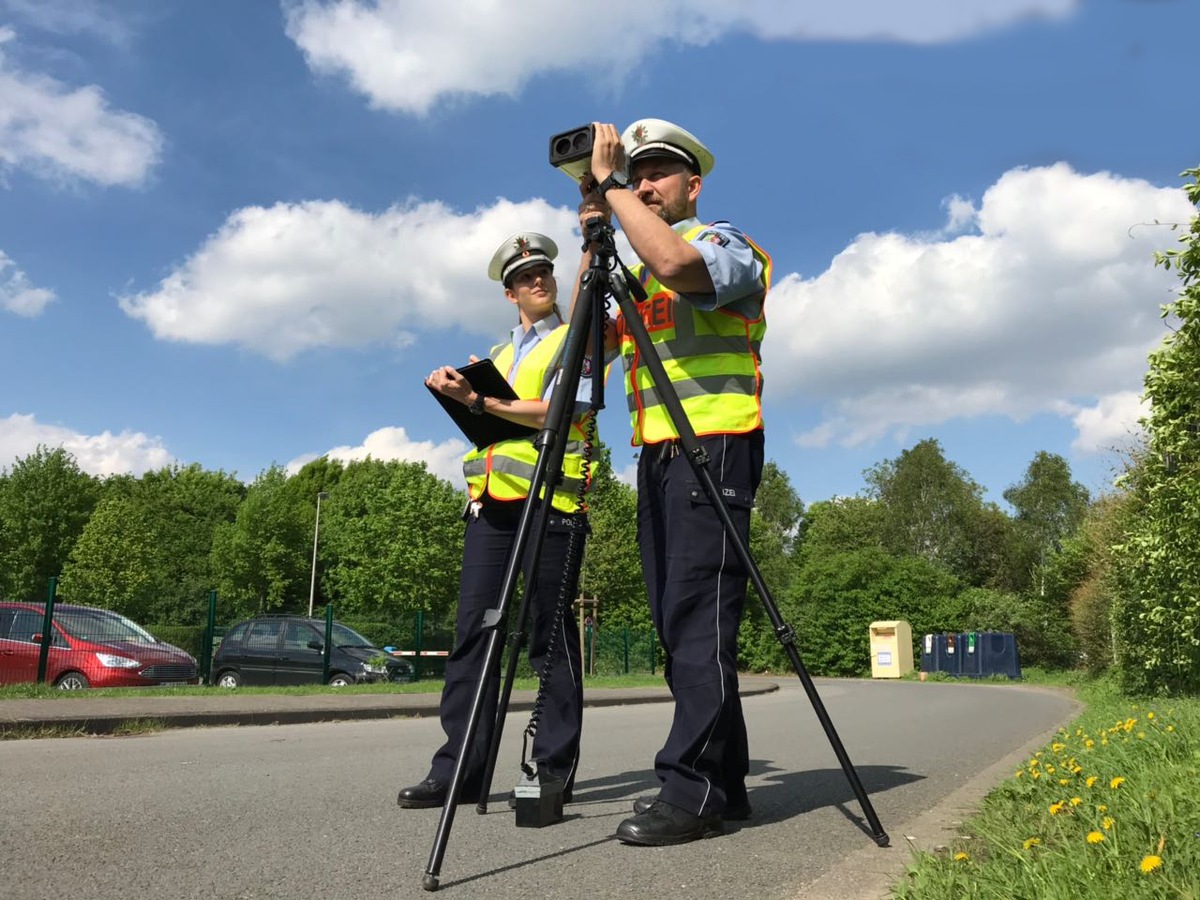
[2, 581, 658, 690]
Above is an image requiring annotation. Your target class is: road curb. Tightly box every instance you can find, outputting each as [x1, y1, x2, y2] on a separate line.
[0, 680, 780, 736]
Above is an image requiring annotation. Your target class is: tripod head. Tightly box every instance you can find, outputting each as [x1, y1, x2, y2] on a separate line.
[580, 216, 646, 307]
[582, 215, 616, 253]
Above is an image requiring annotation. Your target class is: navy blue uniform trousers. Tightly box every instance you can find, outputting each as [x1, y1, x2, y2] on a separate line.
[428, 498, 584, 794]
[637, 430, 764, 817]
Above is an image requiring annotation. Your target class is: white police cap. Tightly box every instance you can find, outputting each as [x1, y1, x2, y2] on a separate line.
[621, 118, 714, 177]
[487, 232, 559, 283]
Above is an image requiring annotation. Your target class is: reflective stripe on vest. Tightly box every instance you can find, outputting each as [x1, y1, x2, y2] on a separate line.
[621, 223, 771, 445]
[461, 324, 592, 512]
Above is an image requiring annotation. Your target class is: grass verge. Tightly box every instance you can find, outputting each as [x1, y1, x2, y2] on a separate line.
[890, 677, 1200, 899]
[0, 672, 667, 701]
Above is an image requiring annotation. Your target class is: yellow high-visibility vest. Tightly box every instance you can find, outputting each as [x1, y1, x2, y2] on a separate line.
[462, 324, 593, 513]
[621, 223, 772, 445]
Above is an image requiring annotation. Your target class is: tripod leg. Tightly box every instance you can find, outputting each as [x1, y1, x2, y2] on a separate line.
[475, 500, 555, 813]
[609, 273, 889, 848]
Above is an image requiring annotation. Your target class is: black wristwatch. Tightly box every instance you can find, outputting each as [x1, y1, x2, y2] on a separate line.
[597, 170, 629, 196]
[468, 393, 486, 416]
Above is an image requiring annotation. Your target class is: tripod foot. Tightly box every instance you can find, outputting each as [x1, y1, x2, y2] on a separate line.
[475, 802, 488, 815]
[422, 873, 440, 892]
[872, 831, 890, 848]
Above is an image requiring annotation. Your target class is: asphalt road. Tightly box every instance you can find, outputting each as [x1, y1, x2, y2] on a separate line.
[0, 678, 1077, 900]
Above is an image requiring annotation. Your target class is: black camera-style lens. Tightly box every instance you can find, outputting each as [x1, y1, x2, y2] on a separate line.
[554, 137, 572, 156]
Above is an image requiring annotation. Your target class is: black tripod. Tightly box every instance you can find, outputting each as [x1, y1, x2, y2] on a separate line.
[420, 219, 887, 892]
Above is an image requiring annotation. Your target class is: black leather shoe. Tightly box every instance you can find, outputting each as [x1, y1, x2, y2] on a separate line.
[397, 777, 446, 808]
[396, 778, 481, 809]
[632, 795, 751, 821]
[616, 800, 723, 846]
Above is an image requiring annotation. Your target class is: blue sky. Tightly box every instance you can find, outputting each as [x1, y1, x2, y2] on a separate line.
[1, 0, 1197, 507]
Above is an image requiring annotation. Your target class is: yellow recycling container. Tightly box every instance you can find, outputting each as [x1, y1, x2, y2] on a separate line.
[869, 620, 914, 678]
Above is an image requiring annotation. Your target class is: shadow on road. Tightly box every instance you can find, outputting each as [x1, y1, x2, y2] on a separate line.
[735, 761, 925, 839]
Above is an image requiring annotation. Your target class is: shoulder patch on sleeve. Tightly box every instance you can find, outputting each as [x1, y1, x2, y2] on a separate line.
[695, 230, 730, 247]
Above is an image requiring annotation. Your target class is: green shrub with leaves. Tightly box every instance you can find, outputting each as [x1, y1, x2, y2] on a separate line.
[788, 547, 962, 676]
[1112, 166, 1200, 695]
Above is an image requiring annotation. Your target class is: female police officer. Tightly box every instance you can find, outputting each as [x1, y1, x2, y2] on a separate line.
[397, 232, 593, 809]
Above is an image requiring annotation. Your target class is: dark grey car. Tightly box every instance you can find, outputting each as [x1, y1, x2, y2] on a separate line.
[211, 615, 414, 687]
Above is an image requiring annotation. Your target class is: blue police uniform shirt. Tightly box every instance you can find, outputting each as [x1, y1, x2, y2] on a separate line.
[670, 217, 765, 317]
[504, 315, 593, 406]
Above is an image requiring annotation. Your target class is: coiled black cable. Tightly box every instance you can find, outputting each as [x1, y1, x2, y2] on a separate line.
[519, 405, 597, 776]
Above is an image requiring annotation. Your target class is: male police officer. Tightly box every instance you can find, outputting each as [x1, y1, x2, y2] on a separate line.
[579, 119, 771, 845]
[397, 233, 591, 809]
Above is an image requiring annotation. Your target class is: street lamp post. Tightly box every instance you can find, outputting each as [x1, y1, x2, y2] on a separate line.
[308, 491, 329, 617]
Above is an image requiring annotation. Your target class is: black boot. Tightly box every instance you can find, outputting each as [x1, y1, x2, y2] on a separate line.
[632, 795, 751, 821]
[616, 800, 723, 846]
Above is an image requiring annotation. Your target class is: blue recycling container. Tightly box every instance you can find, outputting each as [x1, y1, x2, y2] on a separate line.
[921, 633, 963, 675]
[958, 632, 984, 677]
[978, 631, 1021, 679]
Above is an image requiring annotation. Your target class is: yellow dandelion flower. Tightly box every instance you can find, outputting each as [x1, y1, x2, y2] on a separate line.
[1110, 777, 1125, 790]
[953, 852, 969, 862]
[1146, 712, 1155, 720]
[1030, 758, 1040, 767]
[1138, 732, 1146, 740]
[1097, 804, 1108, 813]
[1069, 797, 1082, 807]
[1087, 831, 1105, 844]
[1059, 778, 1070, 785]
[1023, 837, 1041, 850]
[1072, 765, 1082, 774]
[1140, 855, 1163, 874]
[1015, 770, 1024, 778]
[1052, 742, 1066, 752]
[1032, 771, 1041, 780]
[1086, 776, 1098, 788]
[1085, 739, 1095, 749]
[1046, 765, 1056, 774]
[1166, 725, 1174, 733]
[1049, 801, 1066, 815]
[1102, 816, 1115, 830]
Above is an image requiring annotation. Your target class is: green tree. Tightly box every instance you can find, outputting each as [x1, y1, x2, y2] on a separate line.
[0, 447, 100, 601]
[797, 496, 886, 564]
[287, 456, 344, 507]
[60, 464, 244, 622]
[740, 461, 804, 671]
[865, 438, 1000, 585]
[578, 445, 648, 630]
[56, 495, 158, 616]
[211, 465, 314, 617]
[1112, 167, 1200, 693]
[319, 459, 463, 626]
[788, 547, 962, 676]
[1055, 494, 1136, 675]
[1003, 451, 1090, 596]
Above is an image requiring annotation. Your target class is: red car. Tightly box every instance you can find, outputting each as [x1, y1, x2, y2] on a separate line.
[0, 601, 198, 689]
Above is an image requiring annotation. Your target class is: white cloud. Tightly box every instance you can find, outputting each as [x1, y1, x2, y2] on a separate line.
[0, 26, 162, 186]
[0, 249, 54, 315]
[118, 197, 587, 360]
[287, 426, 468, 486]
[0, 413, 174, 476]
[767, 163, 1193, 453]
[1070, 391, 1147, 454]
[283, 0, 1076, 115]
